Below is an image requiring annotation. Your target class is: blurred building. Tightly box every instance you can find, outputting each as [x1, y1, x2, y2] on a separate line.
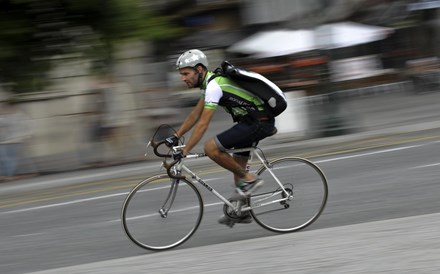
[153, 0, 372, 95]
[4, 0, 440, 174]
[154, 0, 440, 94]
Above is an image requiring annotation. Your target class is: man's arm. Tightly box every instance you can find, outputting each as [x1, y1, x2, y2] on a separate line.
[182, 107, 216, 155]
[175, 97, 205, 138]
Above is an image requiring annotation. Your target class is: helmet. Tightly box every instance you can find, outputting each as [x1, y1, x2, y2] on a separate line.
[176, 49, 208, 70]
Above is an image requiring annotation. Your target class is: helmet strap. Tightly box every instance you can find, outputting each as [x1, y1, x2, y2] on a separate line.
[197, 72, 203, 88]
[194, 65, 204, 88]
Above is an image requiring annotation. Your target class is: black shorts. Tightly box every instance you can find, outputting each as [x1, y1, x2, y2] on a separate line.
[214, 118, 276, 158]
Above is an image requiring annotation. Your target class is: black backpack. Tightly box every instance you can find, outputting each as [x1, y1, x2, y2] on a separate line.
[209, 61, 287, 117]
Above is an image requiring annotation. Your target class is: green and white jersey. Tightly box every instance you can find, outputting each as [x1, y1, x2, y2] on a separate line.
[200, 72, 267, 118]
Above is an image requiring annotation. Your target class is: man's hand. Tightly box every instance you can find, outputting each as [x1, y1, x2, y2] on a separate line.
[165, 135, 179, 147]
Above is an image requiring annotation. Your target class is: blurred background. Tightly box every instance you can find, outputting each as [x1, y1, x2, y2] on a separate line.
[1, 0, 439, 178]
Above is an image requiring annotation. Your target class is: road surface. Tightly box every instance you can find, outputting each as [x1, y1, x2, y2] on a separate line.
[1, 126, 439, 273]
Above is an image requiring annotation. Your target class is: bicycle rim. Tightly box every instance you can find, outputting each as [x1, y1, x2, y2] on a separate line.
[121, 174, 203, 250]
[251, 157, 328, 233]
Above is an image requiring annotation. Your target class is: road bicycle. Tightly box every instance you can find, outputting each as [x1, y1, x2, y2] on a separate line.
[121, 127, 328, 251]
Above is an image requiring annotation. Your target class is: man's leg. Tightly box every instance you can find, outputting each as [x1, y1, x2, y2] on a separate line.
[206, 139, 257, 225]
[204, 138, 255, 182]
[233, 154, 250, 185]
[206, 119, 276, 185]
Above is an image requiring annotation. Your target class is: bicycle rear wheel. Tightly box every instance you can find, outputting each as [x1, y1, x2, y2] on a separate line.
[121, 174, 203, 251]
[251, 157, 328, 233]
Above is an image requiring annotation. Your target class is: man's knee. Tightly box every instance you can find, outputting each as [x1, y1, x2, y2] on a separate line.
[204, 138, 220, 157]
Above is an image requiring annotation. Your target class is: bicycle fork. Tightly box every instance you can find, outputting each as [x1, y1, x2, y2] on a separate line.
[158, 179, 180, 218]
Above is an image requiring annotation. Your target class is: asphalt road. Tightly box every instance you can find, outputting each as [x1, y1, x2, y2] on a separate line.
[1, 126, 439, 273]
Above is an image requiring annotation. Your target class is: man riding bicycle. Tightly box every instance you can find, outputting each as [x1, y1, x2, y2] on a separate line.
[166, 49, 278, 225]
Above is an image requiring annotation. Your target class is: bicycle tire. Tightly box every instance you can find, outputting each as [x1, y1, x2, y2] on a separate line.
[121, 174, 203, 251]
[250, 157, 328, 233]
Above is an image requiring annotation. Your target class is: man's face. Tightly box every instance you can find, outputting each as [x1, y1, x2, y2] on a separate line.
[179, 67, 200, 88]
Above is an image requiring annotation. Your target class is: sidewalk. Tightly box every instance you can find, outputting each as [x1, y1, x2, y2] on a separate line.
[29, 212, 440, 274]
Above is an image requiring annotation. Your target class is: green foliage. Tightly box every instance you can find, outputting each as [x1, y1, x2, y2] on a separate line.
[0, 0, 182, 93]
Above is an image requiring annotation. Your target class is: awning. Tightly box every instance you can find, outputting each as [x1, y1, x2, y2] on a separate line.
[227, 22, 394, 57]
[227, 29, 316, 58]
[315, 22, 394, 49]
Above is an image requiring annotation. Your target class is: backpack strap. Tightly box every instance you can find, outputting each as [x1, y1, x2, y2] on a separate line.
[206, 68, 237, 121]
[208, 67, 224, 83]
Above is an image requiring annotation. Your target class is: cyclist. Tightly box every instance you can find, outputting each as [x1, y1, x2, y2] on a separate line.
[166, 49, 278, 225]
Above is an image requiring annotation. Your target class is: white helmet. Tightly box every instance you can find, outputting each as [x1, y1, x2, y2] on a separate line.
[176, 49, 208, 70]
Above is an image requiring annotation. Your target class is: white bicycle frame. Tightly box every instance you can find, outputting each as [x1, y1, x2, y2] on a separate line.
[148, 142, 293, 214]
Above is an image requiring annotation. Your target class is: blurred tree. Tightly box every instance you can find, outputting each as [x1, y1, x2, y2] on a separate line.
[0, 0, 182, 93]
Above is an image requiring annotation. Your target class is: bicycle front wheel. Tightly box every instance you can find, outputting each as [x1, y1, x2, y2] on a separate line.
[251, 157, 328, 233]
[121, 174, 203, 251]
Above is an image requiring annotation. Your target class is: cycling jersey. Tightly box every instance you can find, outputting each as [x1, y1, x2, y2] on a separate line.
[200, 72, 268, 120]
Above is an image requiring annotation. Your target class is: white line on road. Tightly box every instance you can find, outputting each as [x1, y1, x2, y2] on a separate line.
[108, 201, 223, 223]
[315, 144, 424, 164]
[12, 232, 48, 238]
[0, 192, 128, 215]
[411, 162, 440, 169]
[0, 178, 221, 215]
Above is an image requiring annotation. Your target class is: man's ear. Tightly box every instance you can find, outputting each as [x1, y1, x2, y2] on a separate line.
[196, 65, 204, 74]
